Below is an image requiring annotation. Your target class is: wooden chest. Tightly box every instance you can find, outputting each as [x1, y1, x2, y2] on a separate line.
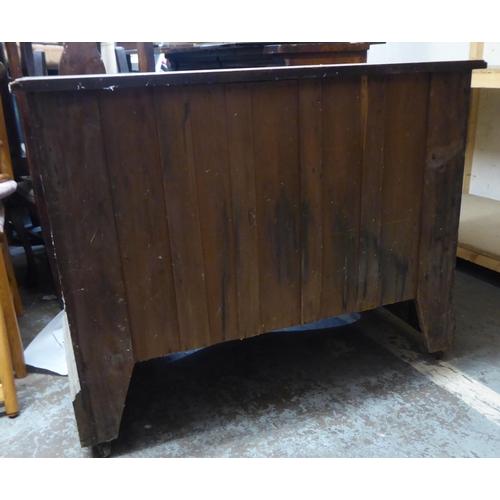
[12, 60, 485, 447]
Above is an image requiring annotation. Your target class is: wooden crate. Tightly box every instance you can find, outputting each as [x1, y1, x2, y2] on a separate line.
[12, 59, 485, 447]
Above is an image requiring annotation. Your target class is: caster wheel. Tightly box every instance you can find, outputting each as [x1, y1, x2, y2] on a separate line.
[93, 443, 112, 458]
[431, 350, 444, 361]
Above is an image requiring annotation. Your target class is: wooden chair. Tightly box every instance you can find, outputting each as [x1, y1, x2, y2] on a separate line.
[1, 42, 60, 289]
[0, 295, 18, 417]
[114, 43, 156, 73]
[0, 59, 27, 418]
[0, 243, 25, 417]
[0, 180, 26, 418]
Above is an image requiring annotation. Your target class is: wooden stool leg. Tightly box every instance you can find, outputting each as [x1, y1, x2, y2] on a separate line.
[9, 206, 37, 287]
[0, 249, 26, 379]
[1, 238, 23, 317]
[0, 304, 18, 417]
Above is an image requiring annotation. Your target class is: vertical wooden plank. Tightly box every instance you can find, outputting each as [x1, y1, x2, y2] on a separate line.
[188, 84, 239, 345]
[0, 95, 15, 179]
[0, 242, 25, 379]
[154, 86, 211, 352]
[358, 75, 386, 311]
[58, 43, 105, 75]
[379, 73, 429, 306]
[4, 43, 22, 79]
[416, 71, 472, 353]
[225, 83, 261, 339]
[321, 77, 363, 317]
[469, 42, 485, 60]
[20, 42, 34, 76]
[0, 46, 24, 173]
[99, 88, 180, 361]
[1, 237, 23, 318]
[0, 302, 18, 417]
[137, 42, 156, 72]
[299, 79, 323, 324]
[252, 81, 301, 332]
[463, 88, 480, 194]
[30, 91, 134, 447]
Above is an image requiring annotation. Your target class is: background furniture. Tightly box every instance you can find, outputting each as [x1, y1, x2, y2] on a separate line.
[0, 60, 26, 418]
[161, 42, 378, 70]
[13, 59, 484, 448]
[458, 42, 500, 272]
[0, 182, 26, 418]
[0, 177, 26, 419]
[1, 43, 55, 288]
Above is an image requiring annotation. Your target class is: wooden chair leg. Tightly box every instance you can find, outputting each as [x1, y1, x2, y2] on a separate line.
[0, 303, 18, 417]
[1, 238, 23, 317]
[0, 248, 25, 379]
[9, 205, 37, 287]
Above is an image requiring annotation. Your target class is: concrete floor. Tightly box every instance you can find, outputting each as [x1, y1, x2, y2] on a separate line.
[1, 246, 500, 458]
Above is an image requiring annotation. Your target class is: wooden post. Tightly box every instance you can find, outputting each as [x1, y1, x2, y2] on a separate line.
[463, 42, 484, 194]
[0, 241, 25, 378]
[416, 71, 472, 353]
[137, 43, 155, 72]
[0, 302, 18, 417]
[59, 43, 106, 75]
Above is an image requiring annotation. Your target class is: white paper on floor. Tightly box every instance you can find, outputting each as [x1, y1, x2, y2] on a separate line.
[24, 310, 68, 376]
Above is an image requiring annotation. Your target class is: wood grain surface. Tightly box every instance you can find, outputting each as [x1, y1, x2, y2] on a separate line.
[416, 71, 472, 353]
[21, 63, 475, 446]
[30, 91, 134, 447]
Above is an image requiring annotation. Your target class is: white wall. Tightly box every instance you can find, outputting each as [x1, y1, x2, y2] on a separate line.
[469, 43, 500, 200]
[484, 42, 500, 65]
[368, 42, 470, 63]
[470, 89, 500, 200]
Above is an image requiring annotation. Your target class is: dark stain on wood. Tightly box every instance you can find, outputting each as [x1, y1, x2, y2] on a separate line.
[358, 76, 385, 311]
[416, 71, 471, 353]
[220, 198, 231, 337]
[182, 101, 190, 129]
[300, 200, 313, 283]
[253, 80, 301, 332]
[225, 83, 261, 339]
[271, 189, 298, 282]
[299, 79, 323, 324]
